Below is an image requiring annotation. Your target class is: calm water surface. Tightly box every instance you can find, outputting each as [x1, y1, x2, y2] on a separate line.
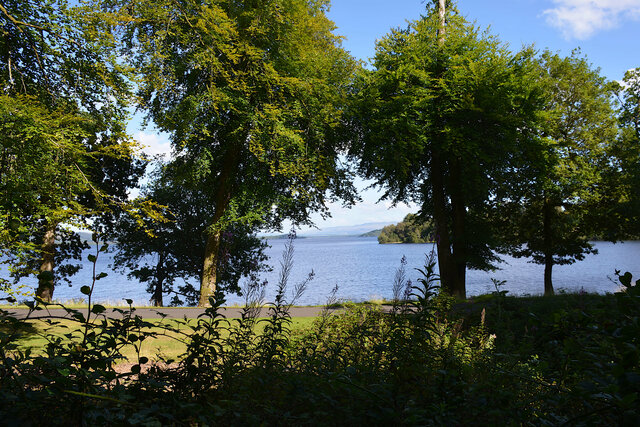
[2, 237, 639, 306]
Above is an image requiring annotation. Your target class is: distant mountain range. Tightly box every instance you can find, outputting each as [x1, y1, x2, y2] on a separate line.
[77, 222, 397, 242]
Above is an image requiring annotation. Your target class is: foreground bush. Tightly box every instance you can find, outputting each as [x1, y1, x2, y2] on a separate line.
[1, 246, 640, 425]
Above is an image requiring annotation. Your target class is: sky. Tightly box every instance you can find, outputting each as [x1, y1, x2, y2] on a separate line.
[133, 0, 640, 232]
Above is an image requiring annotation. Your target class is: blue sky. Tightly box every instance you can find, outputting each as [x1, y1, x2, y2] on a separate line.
[135, 0, 640, 231]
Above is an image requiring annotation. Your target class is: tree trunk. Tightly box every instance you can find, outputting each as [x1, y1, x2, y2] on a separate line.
[199, 228, 223, 307]
[543, 198, 554, 295]
[198, 145, 239, 307]
[35, 224, 56, 302]
[438, 0, 446, 45]
[544, 253, 554, 296]
[431, 0, 457, 294]
[451, 157, 466, 298]
[431, 149, 455, 293]
[152, 253, 165, 307]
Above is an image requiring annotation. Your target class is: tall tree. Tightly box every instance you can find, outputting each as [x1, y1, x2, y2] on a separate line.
[118, 0, 358, 306]
[349, 1, 544, 297]
[609, 68, 640, 238]
[501, 51, 618, 295]
[112, 163, 269, 307]
[0, 0, 141, 301]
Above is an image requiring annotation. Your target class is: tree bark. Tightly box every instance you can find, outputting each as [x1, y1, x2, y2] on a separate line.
[450, 157, 466, 298]
[199, 227, 223, 307]
[438, 0, 446, 45]
[35, 224, 56, 302]
[543, 198, 555, 295]
[152, 252, 165, 307]
[431, 149, 454, 293]
[198, 145, 239, 307]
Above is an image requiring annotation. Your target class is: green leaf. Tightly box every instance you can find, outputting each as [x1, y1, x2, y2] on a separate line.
[139, 357, 149, 365]
[91, 304, 106, 314]
[96, 272, 108, 280]
[130, 364, 141, 374]
[80, 286, 91, 295]
[87, 254, 97, 263]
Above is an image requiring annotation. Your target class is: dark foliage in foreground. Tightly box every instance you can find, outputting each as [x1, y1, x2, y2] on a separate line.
[1, 244, 639, 425]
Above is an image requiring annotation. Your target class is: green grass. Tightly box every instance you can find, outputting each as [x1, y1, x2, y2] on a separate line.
[9, 316, 318, 362]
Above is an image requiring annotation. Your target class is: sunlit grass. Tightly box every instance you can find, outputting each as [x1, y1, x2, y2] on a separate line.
[10, 316, 318, 362]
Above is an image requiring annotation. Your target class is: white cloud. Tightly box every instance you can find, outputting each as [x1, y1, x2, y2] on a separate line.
[543, 0, 640, 39]
[135, 131, 172, 160]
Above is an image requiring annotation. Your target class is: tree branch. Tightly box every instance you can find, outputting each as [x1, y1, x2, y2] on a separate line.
[0, 1, 80, 47]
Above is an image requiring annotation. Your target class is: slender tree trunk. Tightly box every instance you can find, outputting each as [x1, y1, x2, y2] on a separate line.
[36, 224, 56, 302]
[152, 253, 165, 307]
[543, 198, 555, 295]
[544, 253, 554, 296]
[438, 0, 446, 44]
[198, 145, 239, 307]
[451, 157, 466, 298]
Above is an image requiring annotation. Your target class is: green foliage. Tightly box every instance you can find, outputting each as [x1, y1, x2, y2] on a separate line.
[111, 0, 359, 303]
[349, 2, 546, 296]
[609, 68, 640, 239]
[498, 50, 619, 294]
[112, 163, 269, 306]
[0, 0, 146, 299]
[378, 213, 434, 244]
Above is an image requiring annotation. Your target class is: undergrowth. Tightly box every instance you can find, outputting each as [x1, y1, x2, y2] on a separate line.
[1, 234, 639, 425]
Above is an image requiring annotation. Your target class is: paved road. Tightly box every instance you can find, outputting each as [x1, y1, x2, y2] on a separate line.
[3, 305, 342, 320]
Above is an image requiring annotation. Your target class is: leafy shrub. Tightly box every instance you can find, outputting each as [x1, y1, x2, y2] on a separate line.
[2, 239, 640, 425]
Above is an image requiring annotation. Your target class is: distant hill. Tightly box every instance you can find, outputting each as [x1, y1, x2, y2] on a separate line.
[261, 234, 306, 240]
[360, 229, 382, 237]
[259, 222, 399, 238]
[300, 222, 397, 237]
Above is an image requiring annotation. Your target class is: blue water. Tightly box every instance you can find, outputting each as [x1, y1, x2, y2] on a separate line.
[2, 237, 639, 306]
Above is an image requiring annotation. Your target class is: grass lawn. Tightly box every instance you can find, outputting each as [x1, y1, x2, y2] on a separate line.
[8, 316, 318, 363]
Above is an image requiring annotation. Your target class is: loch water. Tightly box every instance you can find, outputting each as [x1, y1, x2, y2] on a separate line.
[2, 237, 639, 306]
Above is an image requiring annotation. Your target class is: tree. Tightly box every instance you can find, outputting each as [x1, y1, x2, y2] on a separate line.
[609, 68, 640, 238]
[501, 51, 618, 295]
[118, 0, 358, 306]
[112, 163, 269, 306]
[349, 1, 544, 297]
[0, 0, 142, 301]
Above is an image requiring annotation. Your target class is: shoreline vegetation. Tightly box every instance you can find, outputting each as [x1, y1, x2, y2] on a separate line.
[377, 214, 435, 244]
